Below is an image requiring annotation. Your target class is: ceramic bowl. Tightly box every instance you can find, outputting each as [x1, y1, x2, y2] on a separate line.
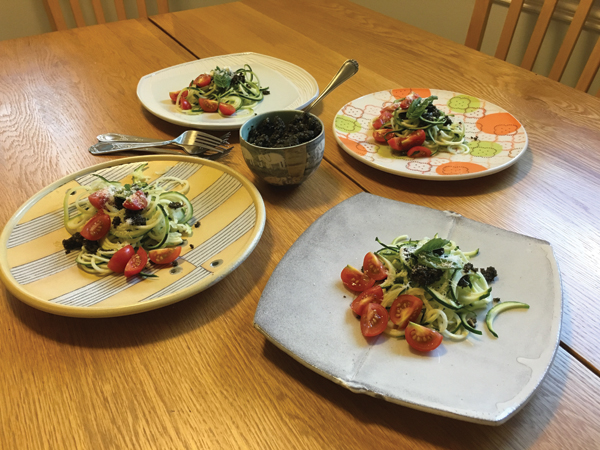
[240, 110, 325, 186]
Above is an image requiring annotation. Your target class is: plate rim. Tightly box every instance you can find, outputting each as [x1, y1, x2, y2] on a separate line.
[334, 89, 529, 181]
[0, 155, 266, 318]
[136, 52, 319, 130]
[253, 192, 562, 424]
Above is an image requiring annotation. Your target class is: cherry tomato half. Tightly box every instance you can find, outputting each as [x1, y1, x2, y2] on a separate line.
[351, 285, 383, 316]
[80, 213, 111, 241]
[372, 117, 385, 130]
[390, 295, 423, 329]
[169, 90, 181, 103]
[360, 303, 389, 337]
[198, 98, 218, 112]
[107, 245, 135, 273]
[149, 247, 181, 265]
[181, 98, 192, 110]
[123, 190, 148, 211]
[373, 129, 394, 143]
[399, 93, 421, 109]
[341, 265, 375, 292]
[363, 252, 387, 281]
[194, 74, 212, 87]
[407, 146, 432, 158]
[388, 130, 427, 152]
[218, 103, 236, 116]
[124, 247, 148, 277]
[88, 188, 110, 210]
[405, 322, 443, 352]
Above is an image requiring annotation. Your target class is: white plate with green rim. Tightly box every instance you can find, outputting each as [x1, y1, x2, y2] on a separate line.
[137, 52, 319, 130]
[333, 89, 528, 180]
[254, 193, 561, 425]
[0, 155, 266, 318]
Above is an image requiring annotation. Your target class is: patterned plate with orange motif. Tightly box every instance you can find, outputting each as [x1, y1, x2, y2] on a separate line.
[333, 89, 528, 180]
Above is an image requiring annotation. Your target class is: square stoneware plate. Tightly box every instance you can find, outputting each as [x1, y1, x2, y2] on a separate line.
[0, 155, 266, 318]
[137, 52, 319, 130]
[253, 193, 561, 425]
[334, 89, 528, 180]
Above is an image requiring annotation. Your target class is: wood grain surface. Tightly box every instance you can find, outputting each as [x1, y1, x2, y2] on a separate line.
[153, 0, 600, 370]
[0, 1, 599, 448]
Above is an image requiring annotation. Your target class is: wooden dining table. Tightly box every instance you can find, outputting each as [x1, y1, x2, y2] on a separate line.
[1, 0, 599, 448]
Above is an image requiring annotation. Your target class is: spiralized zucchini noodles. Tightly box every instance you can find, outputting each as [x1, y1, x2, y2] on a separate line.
[171, 65, 269, 116]
[376, 235, 494, 340]
[62, 164, 193, 276]
[373, 93, 469, 157]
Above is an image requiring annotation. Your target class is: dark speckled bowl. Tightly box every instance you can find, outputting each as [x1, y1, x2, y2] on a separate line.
[240, 110, 325, 186]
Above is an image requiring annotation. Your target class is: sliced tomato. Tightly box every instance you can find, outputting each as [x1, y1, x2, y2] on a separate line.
[381, 103, 401, 113]
[341, 265, 375, 292]
[407, 146, 432, 158]
[350, 285, 383, 316]
[399, 93, 421, 109]
[363, 252, 387, 280]
[387, 136, 403, 151]
[124, 247, 148, 277]
[80, 213, 111, 241]
[390, 295, 423, 329]
[405, 322, 443, 352]
[180, 98, 192, 110]
[218, 103, 236, 116]
[372, 117, 385, 130]
[149, 247, 181, 265]
[107, 245, 135, 273]
[194, 73, 212, 87]
[88, 188, 110, 210]
[401, 129, 426, 150]
[169, 90, 181, 103]
[198, 98, 218, 112]
[123, 190, 148, 211]
[388, 130, 427, 152]
[373, 129, 394, 143]
[360, 303, 389, 337]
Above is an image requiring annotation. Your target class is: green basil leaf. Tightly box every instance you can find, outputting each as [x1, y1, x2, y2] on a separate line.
[406, 95, 438, 120]
[413, 237, 449, 255]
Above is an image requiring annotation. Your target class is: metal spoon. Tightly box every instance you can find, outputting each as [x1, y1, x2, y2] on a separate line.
[303, 59, 359, 113]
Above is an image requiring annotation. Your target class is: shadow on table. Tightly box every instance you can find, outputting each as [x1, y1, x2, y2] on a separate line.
[5, 222, 274, 349]
[262, 338, 566, 448]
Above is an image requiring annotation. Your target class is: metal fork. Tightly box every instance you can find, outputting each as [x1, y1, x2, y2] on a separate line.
[94, 130, 231, 154]
[97, 131, 230, 146]
[88, 143, 232, 160]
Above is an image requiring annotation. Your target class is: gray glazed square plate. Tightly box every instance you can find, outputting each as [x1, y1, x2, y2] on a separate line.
[253, 193, 562, 425]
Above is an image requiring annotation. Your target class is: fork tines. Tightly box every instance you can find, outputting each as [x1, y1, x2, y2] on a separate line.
[196, 131, 230, 145]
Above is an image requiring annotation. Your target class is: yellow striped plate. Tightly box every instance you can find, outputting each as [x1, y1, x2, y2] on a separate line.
[0, 155, 266, 318]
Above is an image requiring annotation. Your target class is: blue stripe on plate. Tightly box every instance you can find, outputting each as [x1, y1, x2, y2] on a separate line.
[49, 203, 256, 307]
[142, 204, 257, 302]
[7, 162, 202, 248]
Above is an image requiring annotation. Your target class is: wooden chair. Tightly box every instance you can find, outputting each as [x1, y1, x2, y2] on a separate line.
[42, 0, 169, 31]
[465, 0, 600, 96]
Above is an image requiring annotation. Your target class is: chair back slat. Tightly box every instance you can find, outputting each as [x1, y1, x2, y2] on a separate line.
[465, 0, 493, 51]
[68, 0, 87, 28]
[157, 0, 169, 14]
[576, 39, 600, 94]
[91, 0, 106, 24]
[520, 0, 558, 70]
[114, 0, 127, 21]
[43, 0, 170, 30]
[136, 0, 148, 18]
[548, 0, 594, 81]
[495, 0, 525, 60]
[467, 0, 600, 95]
[42, 0, 68, 31]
